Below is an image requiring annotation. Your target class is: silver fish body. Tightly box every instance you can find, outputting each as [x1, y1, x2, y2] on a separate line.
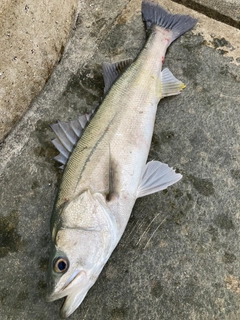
[47, 1, 197, 318]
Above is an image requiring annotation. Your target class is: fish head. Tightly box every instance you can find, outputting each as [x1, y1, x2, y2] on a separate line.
[46, 190, 116, 318]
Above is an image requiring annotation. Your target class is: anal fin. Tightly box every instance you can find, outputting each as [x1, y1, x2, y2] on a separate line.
[137, 161, 182, 198]
[161, 68, 186, 97]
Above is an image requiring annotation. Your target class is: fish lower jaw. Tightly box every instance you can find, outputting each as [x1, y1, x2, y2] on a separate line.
[46, 291, 66, 302]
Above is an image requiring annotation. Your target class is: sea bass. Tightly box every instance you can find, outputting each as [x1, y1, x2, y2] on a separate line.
[47, 1, 197, 318]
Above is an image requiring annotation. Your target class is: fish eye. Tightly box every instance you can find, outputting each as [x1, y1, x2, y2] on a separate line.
[53, 257, 69, 273]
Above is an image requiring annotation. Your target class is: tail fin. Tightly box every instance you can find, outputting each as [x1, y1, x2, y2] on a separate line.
[142, 1, 197, 44]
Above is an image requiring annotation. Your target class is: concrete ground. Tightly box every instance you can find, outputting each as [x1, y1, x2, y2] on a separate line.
[1, 0, 240, 319]
[0, 0, 78, 141]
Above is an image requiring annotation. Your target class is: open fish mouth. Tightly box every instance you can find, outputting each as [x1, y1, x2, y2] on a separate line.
[46, 270, 86, 302]
[59, 283, 91, 319]
[46, 290, 68, 303]
[60, 296, 68, 315]
[47, 270, 92, 318]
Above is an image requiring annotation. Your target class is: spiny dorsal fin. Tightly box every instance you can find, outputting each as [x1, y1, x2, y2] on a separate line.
[103, 59, 133, 95]
[50, 112, 93, 168]
[137, 161, 182, 198]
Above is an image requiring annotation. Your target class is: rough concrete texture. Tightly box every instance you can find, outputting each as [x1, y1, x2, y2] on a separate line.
[1, 0, 240, 319]
[172, 0, 240, 28]
[0, 0, 78, 142]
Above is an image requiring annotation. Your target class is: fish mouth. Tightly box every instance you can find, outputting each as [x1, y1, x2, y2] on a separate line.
[59, 287, 90, 318]
[60, 271, 92, 318]
[46, 270, 86, 302]
[47, 270, 91, 318]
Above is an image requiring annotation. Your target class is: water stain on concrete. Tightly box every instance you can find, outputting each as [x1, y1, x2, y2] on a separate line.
[173, 210, 186, 225]
[188, 174, 215, 196]
[34, 119, 52, 145]
[0, 210, 21, 258]
[180, 34, 204, 83]
[212, 37, 231, 49]
[189, 128, 209, 149]
[230, 169, 240, 180]
[150, 279, 164, 298]
[33, 120, 64, 178]
[208, 225, 219, 242]
[151, 132, 160, 148]
[110, 307, 128, 320]
[33, 145, 55, 161]
[33, 120, 57, 162]
[39, 234, 50, 248]
[160, 131, 175, 143]
[39, 256, 49, 272]
[90, 17, 108, 38]
[182, 280, 198, 304]
[149, 132, 161, 159]
[62, 66, 103, 111]
[16, 290, 29, 309]
[213, 214, 234, 230]
[173, 188, 183, 199]
[37, 278, 47, 291]
[222, 252, 236, 264]
[31, 180, 41, 191]
[0, 287, 9, 306]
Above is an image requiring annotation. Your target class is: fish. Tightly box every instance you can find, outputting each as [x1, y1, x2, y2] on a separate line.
[46, 1, 197, 318]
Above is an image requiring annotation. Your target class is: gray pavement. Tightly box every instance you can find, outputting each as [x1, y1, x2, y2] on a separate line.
[1, 0, 240, 319]
[172, 0, 240, 28]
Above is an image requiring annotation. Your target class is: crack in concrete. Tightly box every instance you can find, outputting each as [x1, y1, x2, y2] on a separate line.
[171, 0, 240, 29]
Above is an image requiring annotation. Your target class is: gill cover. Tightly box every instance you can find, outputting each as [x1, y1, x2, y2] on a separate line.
[47, 191, 117, 318]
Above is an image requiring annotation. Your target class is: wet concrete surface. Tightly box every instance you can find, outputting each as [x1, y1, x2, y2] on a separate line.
[1, 0, 240, 319]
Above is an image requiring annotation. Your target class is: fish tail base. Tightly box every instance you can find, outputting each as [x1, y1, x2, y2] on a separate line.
[142, 0, 197, 43]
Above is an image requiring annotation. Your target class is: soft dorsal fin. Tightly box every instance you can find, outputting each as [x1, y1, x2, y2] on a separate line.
[50, 112, 93, 168]
[103, 59, 133, 95]
[137, 161, 182, 198]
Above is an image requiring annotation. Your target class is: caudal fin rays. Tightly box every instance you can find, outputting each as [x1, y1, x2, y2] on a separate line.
[142, 0, 198, 44]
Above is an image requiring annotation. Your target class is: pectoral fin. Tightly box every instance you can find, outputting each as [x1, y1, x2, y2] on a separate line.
[137, 161, 182, 198]
[106, 145, 119, 201]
